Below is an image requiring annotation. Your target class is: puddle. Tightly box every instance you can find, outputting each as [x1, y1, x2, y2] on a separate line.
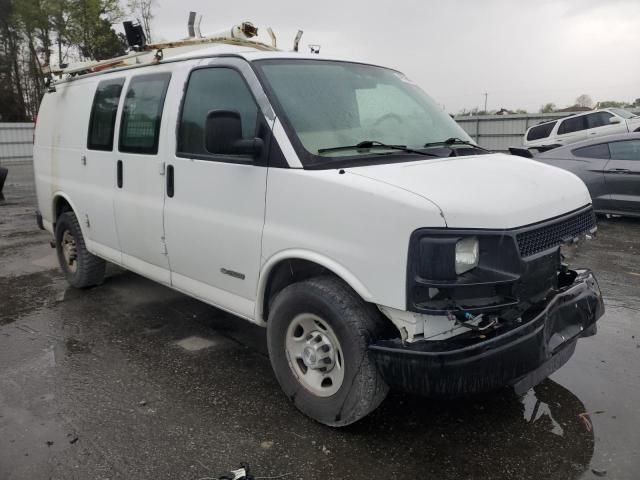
[175, 335, 217, 351]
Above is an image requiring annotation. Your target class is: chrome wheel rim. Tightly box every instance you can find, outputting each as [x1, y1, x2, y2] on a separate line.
[285, 313, 345, 397]
[61, 230, 78, 273]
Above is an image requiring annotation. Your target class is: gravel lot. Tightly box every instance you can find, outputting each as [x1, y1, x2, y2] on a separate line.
[1, 163, 639, 479]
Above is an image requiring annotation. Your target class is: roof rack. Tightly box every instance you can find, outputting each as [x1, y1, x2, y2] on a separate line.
[43, 14, 283, 82]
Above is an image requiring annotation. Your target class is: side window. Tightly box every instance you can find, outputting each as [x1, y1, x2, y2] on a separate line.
[119, 73, 171, 154]
[527, 121, 556, 141]
[178, 68, 258, 158]
[87, 78, 124, 150]
[558, 115, 586, 135]
[609, 140, 640, 161]
[585, 112, 613, 129]
[572, 143, 610, 159]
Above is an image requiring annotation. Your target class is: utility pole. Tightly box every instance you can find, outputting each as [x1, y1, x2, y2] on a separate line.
[483, 92, 488, 113]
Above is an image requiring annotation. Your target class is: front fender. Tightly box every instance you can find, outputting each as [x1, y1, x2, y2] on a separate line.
[255, 248, 374, 323]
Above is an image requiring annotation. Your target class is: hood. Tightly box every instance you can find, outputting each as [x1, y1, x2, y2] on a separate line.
[348, 153, 592, 229]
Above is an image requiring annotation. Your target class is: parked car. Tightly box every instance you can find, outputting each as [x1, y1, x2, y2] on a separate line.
[33, 28, 604, 426]
[533, 133, 640, 217]
[524, 108, 640, 149]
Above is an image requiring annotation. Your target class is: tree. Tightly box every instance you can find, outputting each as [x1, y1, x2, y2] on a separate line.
[67, 0, 125, 60]
[596, 100, 626, 109]
[540, 103, 556, 113]
[575, 94, 593, 109]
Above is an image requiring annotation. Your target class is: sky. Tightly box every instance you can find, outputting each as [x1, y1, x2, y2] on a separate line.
[142, 0, 640, 114]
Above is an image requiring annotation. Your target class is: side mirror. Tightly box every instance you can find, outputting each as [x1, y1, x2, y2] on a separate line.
[609, 116, 622, 124]
[205, 110, 263, 157]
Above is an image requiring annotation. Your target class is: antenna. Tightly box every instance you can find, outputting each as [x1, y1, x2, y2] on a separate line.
[293, 30, 303, 52]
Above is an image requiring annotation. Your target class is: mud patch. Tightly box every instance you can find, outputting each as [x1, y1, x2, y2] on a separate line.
[65, 337, 92, 355]
[0, 270, 61, 325]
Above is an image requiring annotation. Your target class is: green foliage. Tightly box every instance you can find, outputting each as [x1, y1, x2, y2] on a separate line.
[596, 100, 626, 109]
[1, 0, 142, 120]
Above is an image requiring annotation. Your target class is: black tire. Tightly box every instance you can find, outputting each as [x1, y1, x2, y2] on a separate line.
[55, 211, 105, 288]
[267, 276, 389, 426]
[0, 167, 7, 193]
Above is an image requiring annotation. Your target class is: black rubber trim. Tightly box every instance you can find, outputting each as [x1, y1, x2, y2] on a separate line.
[371, 270, 604, 397]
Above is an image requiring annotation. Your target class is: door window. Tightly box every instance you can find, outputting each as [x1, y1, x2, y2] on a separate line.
[119, 73, 171, 154]
[572, 143, 610, 159]
[608, 140, 640, 161]
[585, 112, 614, 129]
[557, 115, 586, 135]
[87, 78, 124, 150]
[178, 68, 258, 159]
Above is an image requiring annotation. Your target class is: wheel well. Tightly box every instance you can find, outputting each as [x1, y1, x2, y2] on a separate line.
[53, 196, 72, 226]
[635, 127, 640, 132]
[262, 259, 332, 321]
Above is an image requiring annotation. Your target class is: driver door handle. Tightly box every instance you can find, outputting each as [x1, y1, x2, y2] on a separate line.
[607, 168, 631, 174]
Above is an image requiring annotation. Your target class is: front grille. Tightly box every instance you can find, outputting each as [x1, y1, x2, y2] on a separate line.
[516, 209, 596, 258]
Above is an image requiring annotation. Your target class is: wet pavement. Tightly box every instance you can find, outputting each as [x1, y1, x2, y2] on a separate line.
[1, 163, 639, 480]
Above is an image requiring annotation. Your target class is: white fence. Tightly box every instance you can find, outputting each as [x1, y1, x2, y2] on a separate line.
[2, 110, 639, 161]
[0, 123, 34, 165]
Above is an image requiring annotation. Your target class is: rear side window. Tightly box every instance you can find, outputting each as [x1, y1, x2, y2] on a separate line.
[585, 112, 613, 129]
[609, 140, 640, 160]
[178, 68, 258, 158]
[119, 73, 171, 154]
[87, 78, 124, 151]
[572, 143, 610, 159]
[558, 116, 586, 135]
[526, 121, 556, 141]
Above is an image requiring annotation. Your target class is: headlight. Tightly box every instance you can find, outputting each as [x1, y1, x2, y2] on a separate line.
[455, 237, 479, 275]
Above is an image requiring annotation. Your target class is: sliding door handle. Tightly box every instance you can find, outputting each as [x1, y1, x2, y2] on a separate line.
[167, 164, 174, 198]
[117, 160, 123, 188]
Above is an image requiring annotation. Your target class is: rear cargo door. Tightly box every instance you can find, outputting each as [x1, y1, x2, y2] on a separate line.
[83, 77, 125, 263]
[112, 70, 172, 284]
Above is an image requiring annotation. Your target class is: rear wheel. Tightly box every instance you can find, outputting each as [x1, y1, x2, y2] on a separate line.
[55, 211, 105, 288]
[267, 276, 389, 426]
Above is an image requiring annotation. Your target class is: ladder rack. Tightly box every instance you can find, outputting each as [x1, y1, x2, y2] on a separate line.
[43, 18, 282, 82]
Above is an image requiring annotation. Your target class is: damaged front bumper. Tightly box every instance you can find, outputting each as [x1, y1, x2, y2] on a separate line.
[370, 269, 604, 397]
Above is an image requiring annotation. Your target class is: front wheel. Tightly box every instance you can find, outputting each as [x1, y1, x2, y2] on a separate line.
[55, 211, 105, 288]
[267, 276, 389, 426]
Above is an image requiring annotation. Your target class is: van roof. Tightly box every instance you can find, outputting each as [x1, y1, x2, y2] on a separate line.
[49, 43, 378, 86]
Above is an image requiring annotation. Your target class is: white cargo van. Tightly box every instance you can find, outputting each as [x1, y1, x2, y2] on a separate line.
[33, 32, 604, 426]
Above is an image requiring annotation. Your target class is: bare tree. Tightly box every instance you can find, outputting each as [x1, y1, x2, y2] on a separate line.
[575, 94, 593, 109]
[127, 0, 154, 42]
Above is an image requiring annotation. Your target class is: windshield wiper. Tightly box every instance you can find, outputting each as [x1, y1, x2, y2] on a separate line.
[318, 140, 438, 157]
[423, 137, 490, 152]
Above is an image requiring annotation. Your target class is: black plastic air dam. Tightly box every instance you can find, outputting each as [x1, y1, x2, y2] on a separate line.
[370, 269, 604, 397]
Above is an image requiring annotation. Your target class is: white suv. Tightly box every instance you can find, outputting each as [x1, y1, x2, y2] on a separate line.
[524, 108, 640, 148]
[33, 42, 604, 426]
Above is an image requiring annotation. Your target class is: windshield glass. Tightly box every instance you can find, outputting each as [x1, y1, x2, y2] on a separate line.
[610, 108, 636, 119]
[256, 60, 473, 166]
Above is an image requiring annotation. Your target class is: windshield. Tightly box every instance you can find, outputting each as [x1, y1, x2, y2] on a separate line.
[255, 60, 473, 166]
[610, 108, 636, 119]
